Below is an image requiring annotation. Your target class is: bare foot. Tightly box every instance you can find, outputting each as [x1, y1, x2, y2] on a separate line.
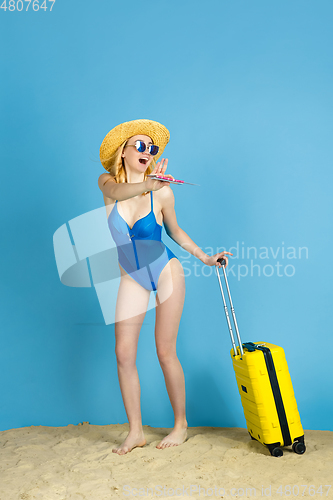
[112, 430, 146, 455]
[156, 426, 187, 449]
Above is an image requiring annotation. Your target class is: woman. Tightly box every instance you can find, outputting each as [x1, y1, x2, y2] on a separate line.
[98, 119, 231, 455]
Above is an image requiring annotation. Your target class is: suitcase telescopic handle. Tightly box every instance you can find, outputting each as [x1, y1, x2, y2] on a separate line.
[216, 257, 244, 357]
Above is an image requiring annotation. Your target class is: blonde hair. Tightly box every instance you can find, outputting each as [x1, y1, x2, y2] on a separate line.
[102, 139, 157, 197]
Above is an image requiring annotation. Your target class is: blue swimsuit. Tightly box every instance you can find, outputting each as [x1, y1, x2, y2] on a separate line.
[108, 190, 178, 291]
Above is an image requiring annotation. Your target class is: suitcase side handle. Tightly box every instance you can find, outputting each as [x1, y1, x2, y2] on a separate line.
[216, 257, 244, 357]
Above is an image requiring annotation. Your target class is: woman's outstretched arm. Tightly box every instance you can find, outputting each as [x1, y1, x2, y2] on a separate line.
[98, 173, 148, 201]
[160, 187, 232, 266]
[169, 227, 209, 263]
[98, 160, 173, 201]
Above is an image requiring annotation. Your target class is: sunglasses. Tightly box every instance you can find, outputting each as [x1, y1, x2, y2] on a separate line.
[125, 140, 159, 156]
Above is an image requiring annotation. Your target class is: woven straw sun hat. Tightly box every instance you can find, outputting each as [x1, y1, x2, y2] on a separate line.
[99, 118, 170, 171]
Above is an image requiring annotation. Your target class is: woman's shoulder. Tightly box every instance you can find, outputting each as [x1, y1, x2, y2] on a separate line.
[98, 173, 117, 202]
[98, 172, 116, 187]
[155, 185, 174, 210]
[157, 185, 174, 201]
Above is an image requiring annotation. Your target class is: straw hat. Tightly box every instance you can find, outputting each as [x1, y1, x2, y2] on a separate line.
[99, 119, 170, 170]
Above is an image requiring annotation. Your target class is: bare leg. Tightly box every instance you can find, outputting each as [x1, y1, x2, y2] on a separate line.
[112, 269, 151, 455]
[154, 258, 188, 449]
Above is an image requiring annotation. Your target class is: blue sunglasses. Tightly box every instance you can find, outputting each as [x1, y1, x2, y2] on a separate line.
[125, 140, 159, 156]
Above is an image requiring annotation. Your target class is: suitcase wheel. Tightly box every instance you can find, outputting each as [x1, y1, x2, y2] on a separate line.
[270, 446, 283, 457]
[292, 441, 306, 454]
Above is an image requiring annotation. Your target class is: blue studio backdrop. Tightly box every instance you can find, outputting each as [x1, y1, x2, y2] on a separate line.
[1, 0, 332, 432]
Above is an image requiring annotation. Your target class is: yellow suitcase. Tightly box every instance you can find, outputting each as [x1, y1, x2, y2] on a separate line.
[216, 258, 306, 457]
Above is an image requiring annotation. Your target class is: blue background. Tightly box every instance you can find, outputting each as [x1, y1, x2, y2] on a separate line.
[1, 0, 332, 432]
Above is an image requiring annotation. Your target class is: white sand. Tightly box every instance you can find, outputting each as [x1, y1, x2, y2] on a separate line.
[0, 423, 332, 499]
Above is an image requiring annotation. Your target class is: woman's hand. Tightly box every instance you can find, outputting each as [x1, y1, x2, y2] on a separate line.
[204, 251, 233, 267]
[145, 158, 175, 191]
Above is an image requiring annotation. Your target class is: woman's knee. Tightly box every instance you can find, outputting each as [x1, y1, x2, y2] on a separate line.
[115, 331, 138, 367]
[156, 345, 177, 364]
[115, 345, 137, 368]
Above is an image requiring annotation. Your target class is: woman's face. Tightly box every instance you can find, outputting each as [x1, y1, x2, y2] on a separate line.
[121, 134, 155, 172]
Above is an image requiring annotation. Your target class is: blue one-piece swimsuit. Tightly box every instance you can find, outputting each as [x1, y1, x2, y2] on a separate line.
[108, 190, 178, 291]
